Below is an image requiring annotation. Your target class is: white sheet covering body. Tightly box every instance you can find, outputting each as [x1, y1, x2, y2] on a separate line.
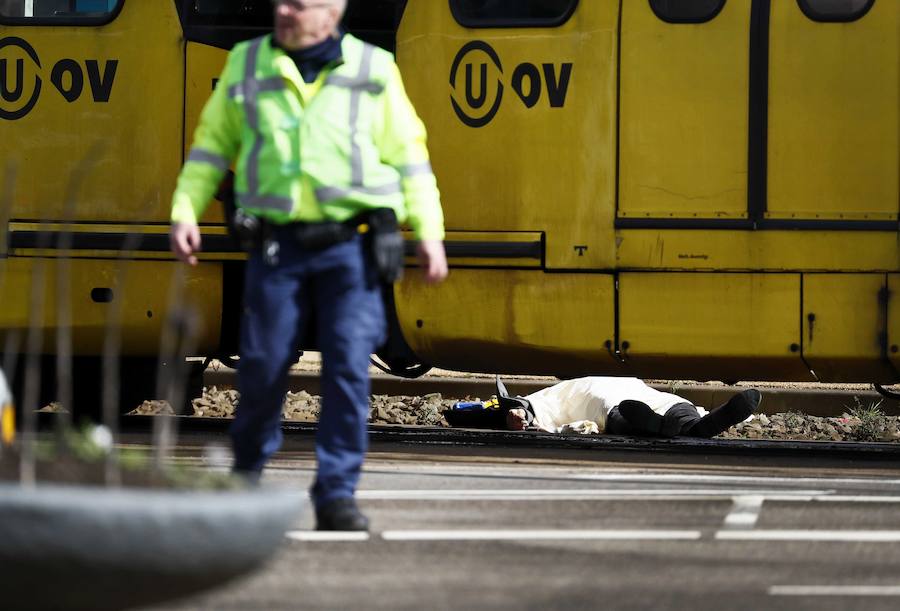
[523, 377, 708, 434]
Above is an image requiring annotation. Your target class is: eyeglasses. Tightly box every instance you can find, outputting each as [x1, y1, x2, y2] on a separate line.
[272, 0, 333, 12]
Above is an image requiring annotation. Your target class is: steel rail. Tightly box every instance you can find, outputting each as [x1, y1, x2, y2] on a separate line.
[203, 369, 900, 418]
[44, 414, 899, 463]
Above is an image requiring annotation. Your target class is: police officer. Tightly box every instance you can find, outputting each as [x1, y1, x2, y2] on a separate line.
[169, 0, 447, 531]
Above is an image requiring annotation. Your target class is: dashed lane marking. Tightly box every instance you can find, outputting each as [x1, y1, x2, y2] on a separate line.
[355, 489, 824, 501]
[287, 530, 900, 544]
[722, 495, 765, 529]
[286, 531, 370, 542]
[815, 495, 900, 503]
[769, 585, 900, 596]
[380, 530, 703, 542]
[565, 473, 900, 488]
[356, 466, 900, 490]
[717, 530, 900, 542]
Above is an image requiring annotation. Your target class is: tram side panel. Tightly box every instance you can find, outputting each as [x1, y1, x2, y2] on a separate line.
[0, 0, 222, 362]
[770, 1, 900, 383]
[397, 0, 900, 383]
[614, 0, 811, 381]
[395, 0, 623, 375]
[618, 0, 750, 223]
[2, 1, 181, 223]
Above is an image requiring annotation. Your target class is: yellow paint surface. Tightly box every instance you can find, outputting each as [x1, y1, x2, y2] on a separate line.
[618, 272, 811, 380]
[398, 0, 618, 269]
[1, 0, 184, 222]
[767, 0, 899, 220]
[0, 258, 222, 355]
[619, 0, 751, 219]
[395, 269, 619, 376]
[803, 273, 895, 382]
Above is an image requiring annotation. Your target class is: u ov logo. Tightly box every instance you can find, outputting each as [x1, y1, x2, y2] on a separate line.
[0, 36, 118, 121]
[0, 37, 41, 120]
[449, 40, 573, 128]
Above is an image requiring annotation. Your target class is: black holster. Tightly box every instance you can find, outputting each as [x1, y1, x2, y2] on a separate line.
[362, 208, 404, 284]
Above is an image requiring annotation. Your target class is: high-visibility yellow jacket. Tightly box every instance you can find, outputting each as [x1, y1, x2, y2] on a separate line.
[171, 33, 444, 241]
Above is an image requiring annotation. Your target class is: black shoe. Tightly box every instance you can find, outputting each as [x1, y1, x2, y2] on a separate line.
[496, 375, 510, 400]
[684, 389, 761, 438]
[616, 400, 664, 436]
[495, 376, 534, 418]
[315, 498, 370, 531]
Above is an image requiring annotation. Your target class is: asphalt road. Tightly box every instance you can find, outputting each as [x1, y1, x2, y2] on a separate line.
[139, 435, 900, 611]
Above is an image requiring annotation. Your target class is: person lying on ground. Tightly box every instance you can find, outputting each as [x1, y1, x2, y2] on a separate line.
[444, 376, 760, 439]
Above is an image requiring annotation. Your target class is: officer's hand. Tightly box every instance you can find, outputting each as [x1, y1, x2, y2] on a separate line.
[416, 240, 448, 284]
[170, 222, 202, 266]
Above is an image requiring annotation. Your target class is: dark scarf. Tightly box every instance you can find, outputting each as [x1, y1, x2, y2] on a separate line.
[273, 31, 344, 84]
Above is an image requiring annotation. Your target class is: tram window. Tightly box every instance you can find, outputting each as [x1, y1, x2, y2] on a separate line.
[649, 0, 726, 23]
[342, 0, 407, 35]
[449, 0, 579, 28]
[186, 0, 406, 31]
[797, 0, 874, 22]
[0, 0, 122, 22]
[189, 0, 272, 27]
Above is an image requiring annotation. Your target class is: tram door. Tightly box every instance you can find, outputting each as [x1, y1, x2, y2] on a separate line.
[777, 1, 900, 381]
[767, 0, 898, 223]
[618, 0, 751, 222]
[616, 1, 809, 381]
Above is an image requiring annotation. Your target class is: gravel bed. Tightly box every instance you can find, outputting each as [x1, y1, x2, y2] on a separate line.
[130, 386, 900, 443]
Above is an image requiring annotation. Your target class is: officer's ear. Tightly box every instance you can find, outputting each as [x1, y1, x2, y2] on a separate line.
[327, 3, 343, 29]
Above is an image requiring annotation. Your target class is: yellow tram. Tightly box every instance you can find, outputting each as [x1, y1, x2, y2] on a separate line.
[0, 1, 898, 413]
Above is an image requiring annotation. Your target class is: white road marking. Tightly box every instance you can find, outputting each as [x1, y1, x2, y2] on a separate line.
[355, 489, 824, 501]
[566, 472, 900, 488]
[286, 531, 370, 542]
[770, 585, 900, 596]
[716, 530, 900, 542]
[815, 495, 900, 503]
[381, 530, 702, 542]
[358, 465, 900, 490]
[290, 529, 900, 544]
[722, 495, 765, 529]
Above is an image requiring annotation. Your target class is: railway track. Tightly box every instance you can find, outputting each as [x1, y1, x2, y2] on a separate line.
[31, 369, 900, 464]
[203, 369, 899, 418]
[41, 413, 893, 464]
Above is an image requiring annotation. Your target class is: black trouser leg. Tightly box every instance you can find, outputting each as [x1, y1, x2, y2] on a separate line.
[662, 402, 702, 437]
[682, 389, 761, 438]
[606, 406, 639, 435]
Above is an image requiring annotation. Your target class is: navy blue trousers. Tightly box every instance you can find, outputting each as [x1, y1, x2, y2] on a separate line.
[231, 230, 385, 508]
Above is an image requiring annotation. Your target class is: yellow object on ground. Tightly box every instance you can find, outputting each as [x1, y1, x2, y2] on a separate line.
[1, 404, 14, 446]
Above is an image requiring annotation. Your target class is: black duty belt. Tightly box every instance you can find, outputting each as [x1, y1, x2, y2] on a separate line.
[273, 220, 360, 251]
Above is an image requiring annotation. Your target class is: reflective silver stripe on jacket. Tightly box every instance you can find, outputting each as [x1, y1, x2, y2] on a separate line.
[238, 192, 294, 213]
[321, 43, 380, 188]
[234, 39, 290, 214]
[324, 74, 384, 95]
[315, 182, 402, 203]
[187, 148, 230, 172]
[399, 161, 433, 178]
[228, 76, 285, 99]
[244, 38, 265, 201]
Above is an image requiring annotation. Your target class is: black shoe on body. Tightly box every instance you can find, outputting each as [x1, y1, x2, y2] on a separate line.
[616, 400, 665, 436]
[495, 375, 534, 419]
[315, 498, 370, 531]
[684, 389, 761, 438]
